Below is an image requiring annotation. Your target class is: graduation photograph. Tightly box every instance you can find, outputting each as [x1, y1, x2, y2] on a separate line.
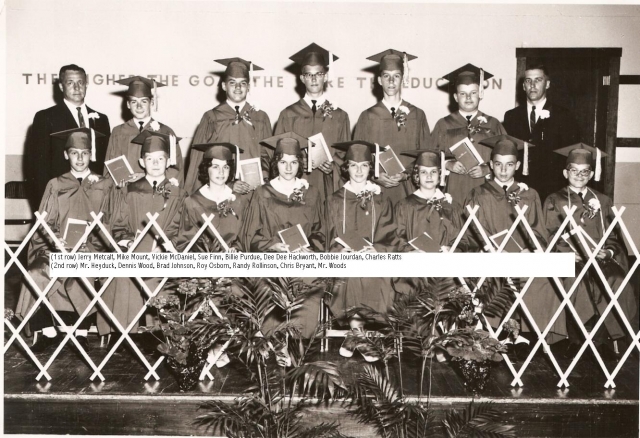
[2, 0, 640, 436]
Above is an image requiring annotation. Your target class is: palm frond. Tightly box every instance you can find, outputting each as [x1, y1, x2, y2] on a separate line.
[443, 401, 515, 438]
[286, 361, 346, 399]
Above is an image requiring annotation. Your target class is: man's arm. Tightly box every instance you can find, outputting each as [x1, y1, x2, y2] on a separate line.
[27, 110, 52, 205]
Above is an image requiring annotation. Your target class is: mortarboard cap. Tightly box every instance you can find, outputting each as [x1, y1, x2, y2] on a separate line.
[554, 143, 608, 181]
[51, 127, 104, 162]
[367, 49, 417, 88]
[115, 76, 166, 98]
[290, 43, 338, 68]
[261, 132, 309, 155]
[481, 134, 534, 176]
[215, 57, 263, 81]
[333, 140, 387, 178]
[442, 64, 493, 98]
[401, 148, 451, 186]
[192, 142, 244, 179]
[132, 130, 181, 166]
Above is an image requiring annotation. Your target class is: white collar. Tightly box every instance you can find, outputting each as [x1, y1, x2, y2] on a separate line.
[145, 175, 166, 186]
[527, 97, 547, 113]
[568, 185, 588, 196]
[458, 110, 478, 120]
[132, 116, 152, 128]
[497, 180, 514, 190]
[63, 99, 86, 113]
[227, 100, 246, 112]
[304, 94, 326, 109]
[413, 188, 446, 200]
[199, 184, 234, 203]
[70, 169, 91, 179]
[270, 177, 307, 197]
[343, 181, 380, 195]
[381, 98, 403, 113]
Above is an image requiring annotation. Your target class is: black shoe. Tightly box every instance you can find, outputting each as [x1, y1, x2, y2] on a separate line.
[31, 335, 58, 353]
[595, 343, 618, 363]
[107, 333, 123, 350]
[76, 336, 90, 351]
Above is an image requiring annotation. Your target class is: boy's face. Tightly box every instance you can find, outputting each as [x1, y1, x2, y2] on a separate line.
[490, 154, 520, 183]
[222, 76, 249, 103]
[300, 64, 327, 96]
[417, 165, 439, 190]
[127, 96, 152, 120]
[64, 148, 91, 173]
[454, 83, 480, 113]
[378, 69, 403, 98]
[563, 163, 593, 190]
[139, 151, 169, 178]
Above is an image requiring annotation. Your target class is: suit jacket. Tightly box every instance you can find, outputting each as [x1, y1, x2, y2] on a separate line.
[27, 102, 111, 206]
[503, 101, 579, 201]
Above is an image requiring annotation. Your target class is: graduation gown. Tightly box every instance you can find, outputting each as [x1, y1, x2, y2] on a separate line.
[185, 102, 272, 194]
[275, 98, 351, 202]
[431, 111, 506, 204]
[543, 187, 637, 339]
[326, 183, 396, 318]
[465, 180, 565, 339]
[104, 118, 184, 184]
[353, 100, 432, 204]
[176, 188, 247, 253]
[97, 177, 186, 335]
[16, 172, 113, 321]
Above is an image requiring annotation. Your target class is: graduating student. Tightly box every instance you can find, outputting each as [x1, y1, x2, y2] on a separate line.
[16, 127, 112, 352]
[97, 131, 186, 344]
[104, 76, 183, 185]
[185, 58, 272, 195]
[432, 64, 507, 204]
[395, 149, 465, 253]
[544, 143, 637, 358]
[353, 49, 432, 204]
[176, 143, 246, 253]
[275, 43, 351, 201]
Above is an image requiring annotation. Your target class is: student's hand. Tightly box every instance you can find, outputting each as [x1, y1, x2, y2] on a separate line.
[596, 249, 612, 261]
[362, 245, 377, 253]
[316, 161, 333, 175]
[129, 172, 145, 182]
[440, 246, 451, 253]
[339, 247, 354, 253]
[377, 172, 400, 188]
[226, 247, 238, 253]
[232, 180, 252, 195]
[269, 242, 289, 252]
[520, 248, 531, 253]
[574, 252, 584, 263]
[162, 241, 176, 253]
[467, 165, 486, 179]
[446, 160, 466, 175]
[298, 246, 313, 253]
[55, 239, 68, 252]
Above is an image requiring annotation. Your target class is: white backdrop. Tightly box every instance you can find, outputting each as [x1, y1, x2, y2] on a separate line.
[4, 1, 640, 179]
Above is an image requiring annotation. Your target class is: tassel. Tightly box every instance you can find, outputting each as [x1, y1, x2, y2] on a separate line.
[234, 144, 241, 179]
[153, 80, 158, 112]
[90, 128, 96, 162]
[440, 151, 446, 186]
[169, 134, 177, 166]
[374, 143, 380, 178]
[342, 187, 346, 235]
[523, 141, 529, 176]
[595, 147, 602, 181]
[328, 51, 333, 82]
[402, 52, 409, 88]
[307, 139, 313, 173]
[479, 68, 485, 99]
[248, 61, 254, 101]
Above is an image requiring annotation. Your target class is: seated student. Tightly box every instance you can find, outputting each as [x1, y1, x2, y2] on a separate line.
[185, 58, 272, 196]
[104, 76, 184, 186]
[325, 141, 396, 360]
[240, 132, 325, 338]
[544, 143, 638, 360]
[15, 127, 112, 352]
[176, 143, 246, 253]
[97, 131, 186, 348]
[465, 135, 567, 350]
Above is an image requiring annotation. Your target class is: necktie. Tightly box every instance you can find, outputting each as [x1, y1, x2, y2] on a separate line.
[579, 192, 585, 202]
[235, 106, 240, 115]
[529, 106, 536, 132]
[466, 115, 472, 125]
[152, 180, 157, 191]
[77, 178, 83, 183]
[390, 107, 396, 118]
[77, 107, 86, 128]
[466, 115, 473, 139]
[138, 121, 144, 132]
[503, 185, 509, 195]
[311, 100, 317, 115]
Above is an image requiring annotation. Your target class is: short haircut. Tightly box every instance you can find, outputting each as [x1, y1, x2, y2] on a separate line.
[525, 63, 550, 78]
[59, 64, 87, 81]
[198, 157, 235, 184]
[269, 152, 305, 180]
[142, 150, 169, 159]
[340, 160, 374, 181]
[411, 164, 440, 187]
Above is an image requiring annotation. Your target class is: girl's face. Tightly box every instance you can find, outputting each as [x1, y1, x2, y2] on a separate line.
[417, 165, 439, 190]
[208, 159, 230, 187]
[277, 154, 299, 181]
[347, 160, 371, 184]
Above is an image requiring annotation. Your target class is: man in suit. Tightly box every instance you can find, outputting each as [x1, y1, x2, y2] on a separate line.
[503, 64, 579, 201]
[27, 64, 111, 208]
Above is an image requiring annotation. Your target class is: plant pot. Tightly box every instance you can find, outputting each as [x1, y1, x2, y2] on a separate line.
[452, 358, 491, 392]
[166, 349, 207, 392]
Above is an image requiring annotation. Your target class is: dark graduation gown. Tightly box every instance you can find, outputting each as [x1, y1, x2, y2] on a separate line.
[353, 100, 432, 204]
[176, 188, 247, 253]
[185, 102, 272, 194]
[543, 187, 638, 339]
[326, 183, 396, 318]
[15, 172, 113, 321]
[104, 118, 184, 184]
[97, 177, 186, 335]
[431, 111, 506, 204]
[275, 98, 351, 202]
[465, 180, 566, 339]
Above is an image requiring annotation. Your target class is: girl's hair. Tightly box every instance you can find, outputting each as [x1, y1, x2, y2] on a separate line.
[340, 160, 375, 181]
[198, 158, 235, 184]
[411, 164, 440, 187]
[269, 152, 305, 180]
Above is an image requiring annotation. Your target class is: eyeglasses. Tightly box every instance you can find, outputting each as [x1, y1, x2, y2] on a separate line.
[567, 168, 592, 177]
[302, 73, 326, 80]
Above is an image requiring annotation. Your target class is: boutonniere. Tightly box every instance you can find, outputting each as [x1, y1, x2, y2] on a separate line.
[477, 116, 488, 124]
[506, 184, 527, 207]
[155, 180, 176, 210]
[233, 110, 254, 128]
[444, 193, 453, 204]
[394, 105, 410, 130]
[87, 174, 101, 185]
[582, 197, 601, 221]
[149, 120, 161, 131]
[427, 196, 443, 212]
[87, 112, 100, 120]
[216, 196, 237, 218]
[318, 101, 336, 120]
[288, 179, 309, 204]
[249, 102, 260, 112]
[467, 115, 492, 137]
[355, 182, 381, 214]
[538, 109, 550, 120]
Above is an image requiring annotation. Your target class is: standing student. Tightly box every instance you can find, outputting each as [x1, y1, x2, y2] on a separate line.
[275, 43, 351, 201]
[431, 64, 506, 203]
[353, 49, 432, 205]
[185, 58, 272, 195]
[105, 76, 183, 185]
[544, 143, 637, 359]
[16, 127, 112, 352]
